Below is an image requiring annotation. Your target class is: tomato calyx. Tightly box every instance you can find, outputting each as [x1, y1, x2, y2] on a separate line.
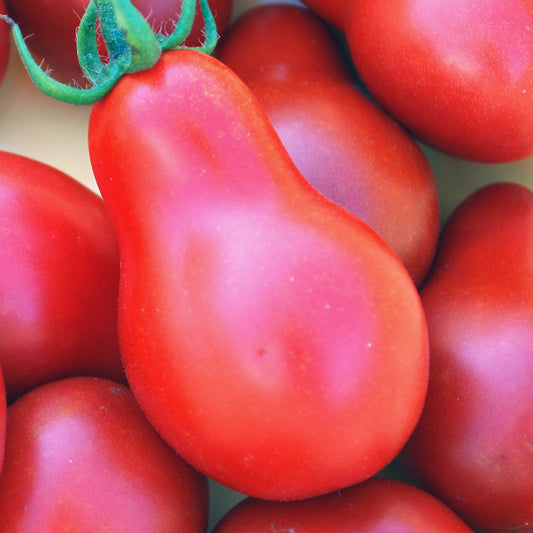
[0, 0, 217, 105]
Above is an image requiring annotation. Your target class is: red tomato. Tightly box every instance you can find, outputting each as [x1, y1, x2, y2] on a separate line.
[0, 377, 208, 532]
[0, 0, 9, 84]
[401, 183, 533, 531]
[212, 477, 473, 532]
[4, 0, 233, 86]
[0, 150, 123, 401]
[88, 49, 429, 500]
[302, 0, 533, 163]
[217, 4, 439, 286]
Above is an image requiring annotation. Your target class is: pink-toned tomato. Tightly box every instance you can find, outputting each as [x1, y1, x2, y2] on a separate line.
[88, 47, 429, 501]
[4, 0, 233, 85]
[212, 477, 473, 532]
[0, 377, 208, 532]
[401, 182, 533, 531]
[0, 150, 123, 401]
[302, 0, 533, 162]
[217, 4, 439, 286]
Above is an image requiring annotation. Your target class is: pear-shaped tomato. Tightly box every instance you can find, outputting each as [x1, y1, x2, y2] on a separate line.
[88, 49, 429, 500]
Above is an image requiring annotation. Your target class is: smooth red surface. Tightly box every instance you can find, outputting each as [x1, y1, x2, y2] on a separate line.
[302, 0, 533, 162]
[213, 477, 473, 532]
[217, 4, 439, 286]
[0, 377, 209, 532]
[4, 0, 233, 85]
[401, 183, 533, 532]
[0, 150, 124, 401]
[88, 49, 429, 500]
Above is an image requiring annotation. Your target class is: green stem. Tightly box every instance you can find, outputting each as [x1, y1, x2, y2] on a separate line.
[102, 0, 161, 72]
[0, 0, 219, 105]
[93, 0, 128, 63]
[1, 13, 127, 104]
[195, 0, 218, 55]
[158, 0, 196, 50]
[76, 1, 105, 83]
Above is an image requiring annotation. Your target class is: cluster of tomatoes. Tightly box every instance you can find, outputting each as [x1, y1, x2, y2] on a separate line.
[0, 0, 532, 531]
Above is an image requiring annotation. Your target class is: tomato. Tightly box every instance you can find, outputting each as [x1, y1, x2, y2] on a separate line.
[88, 47, 429, 501]
[216, 4, 439, 287]
[0, 0, 9, 85]
[301, 0, 533, 163]
[0, 376, 208, 532]
[212, 477, 473, 532]
[218, 4, 440, 287]
[4, 0, 233, 86]
[0, 150, 123, 401]
[400, 182, 533, 531]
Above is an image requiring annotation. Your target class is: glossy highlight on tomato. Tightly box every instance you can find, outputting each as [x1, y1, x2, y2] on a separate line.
[88, 47, 429, 501]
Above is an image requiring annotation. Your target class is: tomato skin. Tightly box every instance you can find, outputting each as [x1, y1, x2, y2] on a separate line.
[0, 377, 208, 532]
[213, 477, 473, 532]
[88, 49, 429, 501]
[217, 4, 439, 287]
[0, 151, 123, 401]
[302, 0, 533, 163]
[401, 183, 533, 531]
[4, 0, 233, 85]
